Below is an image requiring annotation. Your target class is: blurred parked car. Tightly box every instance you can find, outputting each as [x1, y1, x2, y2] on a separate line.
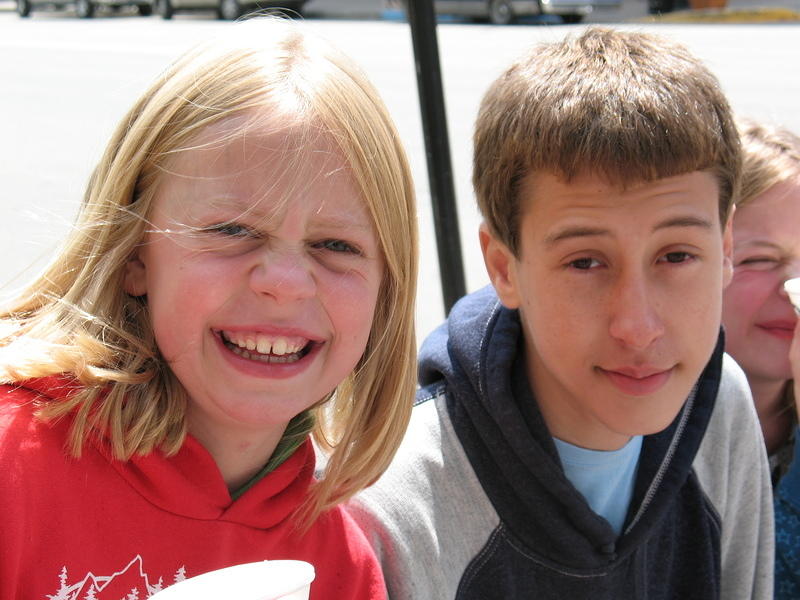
[408, 0, 621, 24]
[647, 0, 689, 12]
[17, 0, 152, 16]
[156, 0, 304, 19]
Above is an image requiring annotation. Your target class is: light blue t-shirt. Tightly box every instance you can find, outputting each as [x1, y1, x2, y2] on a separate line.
[553, 435, 643, 536]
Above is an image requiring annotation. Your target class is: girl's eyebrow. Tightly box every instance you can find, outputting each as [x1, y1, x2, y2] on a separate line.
[312, 214, 373, 232]
[201, 197, 373, 232]
[735, 239, 783, 251]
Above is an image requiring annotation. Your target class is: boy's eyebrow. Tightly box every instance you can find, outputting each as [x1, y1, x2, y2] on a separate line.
[545, 216, 714, 245]
[653, 216, 714, 232]
[545, 226, 608, 245]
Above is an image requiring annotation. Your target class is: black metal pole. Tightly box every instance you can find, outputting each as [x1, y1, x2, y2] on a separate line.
[406, 0, 466, 314]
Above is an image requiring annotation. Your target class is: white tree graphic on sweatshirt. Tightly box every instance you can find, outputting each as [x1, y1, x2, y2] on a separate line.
[46, 556, 188, 600]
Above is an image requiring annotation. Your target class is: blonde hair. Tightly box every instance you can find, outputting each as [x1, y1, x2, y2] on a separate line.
[474, 27, 741, 256]
[0, 17, 418, 525]
[736, 118, 800, 207]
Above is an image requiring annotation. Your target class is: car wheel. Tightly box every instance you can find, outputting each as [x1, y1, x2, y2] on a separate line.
[137, 2, 152, 14]
[75, 0, 94, 17]
[158, 0, 173, 18]
[561, 13, 583, 22]
[488, 0, 513, 24]
[218, 0, 241, 20]
[17, 0, 32, 17]
[648, 0, 674, 12]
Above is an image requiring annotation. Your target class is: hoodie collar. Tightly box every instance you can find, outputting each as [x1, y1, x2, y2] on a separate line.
[15, 375, 313, 530]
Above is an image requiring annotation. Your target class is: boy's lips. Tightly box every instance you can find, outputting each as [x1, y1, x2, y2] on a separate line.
[598, 365, 674, 396]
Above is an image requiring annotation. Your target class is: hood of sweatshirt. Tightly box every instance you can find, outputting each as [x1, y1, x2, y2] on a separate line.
[418, 286, 722, 569]
[8, 376, 314, 530]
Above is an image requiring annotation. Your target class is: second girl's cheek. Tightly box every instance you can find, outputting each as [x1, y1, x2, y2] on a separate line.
[791, 321, 800, 380]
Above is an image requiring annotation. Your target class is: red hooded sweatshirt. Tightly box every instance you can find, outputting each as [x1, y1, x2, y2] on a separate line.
[0, 377, 386, 600]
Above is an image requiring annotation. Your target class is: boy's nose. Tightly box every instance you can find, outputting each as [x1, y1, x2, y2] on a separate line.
[248, 247, 317, 303]
[607, 276, 665, 350]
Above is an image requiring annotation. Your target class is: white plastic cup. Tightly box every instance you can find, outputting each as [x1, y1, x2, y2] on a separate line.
[149, 560, 315, 600]
[786, 277, 800, 314]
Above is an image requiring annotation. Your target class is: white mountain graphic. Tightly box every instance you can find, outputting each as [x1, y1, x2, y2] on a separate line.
[47, 555, 186, 600]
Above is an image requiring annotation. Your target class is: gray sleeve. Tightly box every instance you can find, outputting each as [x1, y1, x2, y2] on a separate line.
[346, 397, 500, 600]
[693, 353, 774, 600]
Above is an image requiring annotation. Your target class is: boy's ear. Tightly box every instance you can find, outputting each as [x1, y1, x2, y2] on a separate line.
[722, 205, 735, 288]
[123, 252, 148, 297]
[479, 222, 521, 309]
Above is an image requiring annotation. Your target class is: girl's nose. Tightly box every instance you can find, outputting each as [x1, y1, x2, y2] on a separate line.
[249, 247, 317, 304]
[607, 275, 665, 350]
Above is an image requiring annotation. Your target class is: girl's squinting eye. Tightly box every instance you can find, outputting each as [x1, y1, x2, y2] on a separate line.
[737, 256, 779, 269]
[313, 239, 361, 255]
[205, 223, 256, 238]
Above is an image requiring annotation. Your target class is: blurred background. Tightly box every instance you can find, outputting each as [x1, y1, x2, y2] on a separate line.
[1, 0, 799, 343]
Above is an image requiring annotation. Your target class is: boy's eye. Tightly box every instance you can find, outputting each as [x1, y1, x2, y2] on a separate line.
[660, 251, 694, 264]
[568, 257, 600, 270]
[313, 239, 361, 255]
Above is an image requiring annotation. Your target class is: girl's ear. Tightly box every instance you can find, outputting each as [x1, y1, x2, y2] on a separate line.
[123, 253, 148, 297]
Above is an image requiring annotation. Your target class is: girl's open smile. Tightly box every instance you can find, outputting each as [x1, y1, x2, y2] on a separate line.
[213, 328, 322, 379]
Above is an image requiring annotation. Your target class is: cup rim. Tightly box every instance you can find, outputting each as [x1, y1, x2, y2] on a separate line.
[785, 277, 800, 294]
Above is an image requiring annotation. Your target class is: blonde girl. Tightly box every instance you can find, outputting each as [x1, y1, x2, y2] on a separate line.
[0, 17, 417, 600]
[722, 119, 800, 479]
[724, 119, 800, 600]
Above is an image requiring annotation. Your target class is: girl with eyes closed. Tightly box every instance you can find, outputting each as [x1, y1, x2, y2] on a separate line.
[721, 119, 800, 599]
[0, 17, 417, 600]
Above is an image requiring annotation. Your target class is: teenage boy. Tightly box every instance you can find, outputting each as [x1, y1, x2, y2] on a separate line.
[350, 27, 773, 599]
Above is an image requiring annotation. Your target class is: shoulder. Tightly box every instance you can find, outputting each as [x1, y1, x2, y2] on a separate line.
[693, 354, 775, 600]
[696, 353, 759, 461]
[0, 383, 61, 452]
[693, 352, 769, 518]
[348, 385, 499, 599]
[355, 383, 477, 510]
[309, 505, 387, 600]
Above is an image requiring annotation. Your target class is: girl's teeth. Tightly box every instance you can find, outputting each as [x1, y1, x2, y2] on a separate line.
[273, 338, 288, 356]
[222, 331, 307, 358]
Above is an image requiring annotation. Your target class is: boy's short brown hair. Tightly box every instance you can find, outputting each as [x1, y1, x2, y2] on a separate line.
[736, 118, 800, 207]
[474, 27, 741, 256]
